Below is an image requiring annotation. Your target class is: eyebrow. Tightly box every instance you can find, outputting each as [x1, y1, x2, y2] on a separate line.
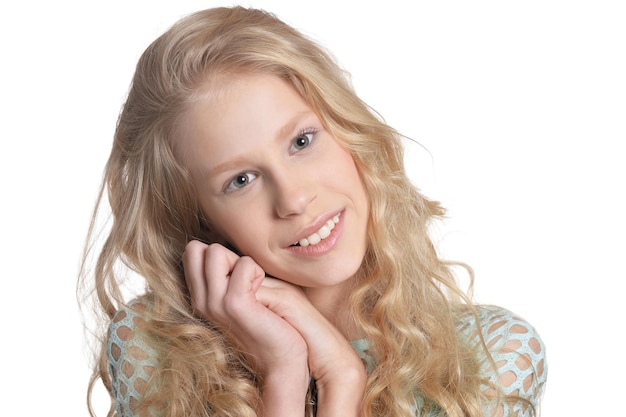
[275, 110, 312, 143]
[205, 110, 315, 180]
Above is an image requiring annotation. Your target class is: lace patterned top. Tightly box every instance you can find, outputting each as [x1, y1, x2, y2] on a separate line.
[107, 302, 547, 416]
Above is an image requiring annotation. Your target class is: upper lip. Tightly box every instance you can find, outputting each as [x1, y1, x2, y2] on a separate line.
[286, 210, 342, 247]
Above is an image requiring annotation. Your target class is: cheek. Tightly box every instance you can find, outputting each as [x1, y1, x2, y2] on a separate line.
[206, 205, 266, 252]
[333, 149, 368, 197]
[199, 201, 243, 242]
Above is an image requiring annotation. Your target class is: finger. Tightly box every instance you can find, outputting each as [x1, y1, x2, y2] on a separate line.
[255, 284, 330, 344]
[182, 240, 210, 313]
[204, 243, 242, 310]
[223, 256, 265, 315]
[259, 276, 294, 289]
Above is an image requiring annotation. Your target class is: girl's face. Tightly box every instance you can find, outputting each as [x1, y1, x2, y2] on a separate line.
[180, 74, 369, 290]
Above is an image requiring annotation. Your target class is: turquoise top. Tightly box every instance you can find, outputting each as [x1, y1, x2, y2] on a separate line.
[350, 306, 547, 416]
[107, 302, 546, 416]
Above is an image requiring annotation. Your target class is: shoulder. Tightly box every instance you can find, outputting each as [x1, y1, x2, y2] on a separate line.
[458, 305, 548, 414]
[108, 299, 156, 362]
[107, 299, 158, 416]
[472, 306, 546, 373]
[460, 306, 545, 349]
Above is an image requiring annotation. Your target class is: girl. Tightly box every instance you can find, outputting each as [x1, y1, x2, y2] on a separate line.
[80, 6, 546, 417]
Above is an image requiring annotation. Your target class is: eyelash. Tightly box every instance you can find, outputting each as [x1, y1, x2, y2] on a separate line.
[290, 127, 318, 153]
[224, 127, 319, 193]
[225, 172, 257, 192]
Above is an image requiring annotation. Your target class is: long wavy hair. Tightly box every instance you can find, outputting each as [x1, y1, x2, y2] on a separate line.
[79, 6, 513, 417]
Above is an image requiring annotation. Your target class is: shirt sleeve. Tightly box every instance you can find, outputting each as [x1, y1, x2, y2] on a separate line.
[465, 306, 548, 417]
[107, 300, 158, 417]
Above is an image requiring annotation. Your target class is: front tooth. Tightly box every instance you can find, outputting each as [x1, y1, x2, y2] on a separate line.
[307, 233, 321, 245]
[297, 215, 340, 247]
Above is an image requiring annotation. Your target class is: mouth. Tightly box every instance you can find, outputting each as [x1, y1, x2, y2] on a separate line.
[290, 212, 341, 247]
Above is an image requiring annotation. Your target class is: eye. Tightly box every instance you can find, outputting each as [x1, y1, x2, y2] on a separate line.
[226, 172, 257, 191]
[291, 129, 317, 152]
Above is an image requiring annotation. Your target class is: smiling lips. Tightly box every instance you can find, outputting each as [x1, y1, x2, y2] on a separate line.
[292, 213, 341, 247]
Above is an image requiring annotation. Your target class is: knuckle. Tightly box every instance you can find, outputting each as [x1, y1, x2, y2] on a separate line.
[222, 294, 246, 317]
[206, 242, 226, 254]
[237, 256, 263, 275]
[237, 255, 253, 265]
[182, 240, 206, 263]
[185, 239, 206, 253]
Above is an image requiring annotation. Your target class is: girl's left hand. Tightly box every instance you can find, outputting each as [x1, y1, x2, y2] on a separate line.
[256, 278, 366, 416]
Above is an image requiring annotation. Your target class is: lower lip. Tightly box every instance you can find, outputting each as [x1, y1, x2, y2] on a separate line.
[286, 212, 344, 257]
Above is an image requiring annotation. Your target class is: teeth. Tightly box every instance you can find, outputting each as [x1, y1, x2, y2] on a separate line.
[296, 214, 340, 247]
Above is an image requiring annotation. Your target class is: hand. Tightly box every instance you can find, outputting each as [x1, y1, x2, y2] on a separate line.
[182, 241, 308, 375]
[254, 279, 361, 378]
[183, 240, 365, 416]
[255, 278, 367, 416]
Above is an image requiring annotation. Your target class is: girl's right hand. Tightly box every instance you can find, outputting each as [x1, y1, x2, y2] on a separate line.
[182, 241, 309, 401]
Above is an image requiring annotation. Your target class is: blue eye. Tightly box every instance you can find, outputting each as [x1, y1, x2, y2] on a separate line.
[294, 134, 311, 150]
[291, 129, 316, 152]
[227, 172, 257, 190]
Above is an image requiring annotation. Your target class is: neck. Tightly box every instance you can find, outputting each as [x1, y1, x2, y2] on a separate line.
[303, 281, 363, 340]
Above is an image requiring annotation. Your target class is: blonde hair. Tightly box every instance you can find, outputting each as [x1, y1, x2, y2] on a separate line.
[80, 6, 519, 417]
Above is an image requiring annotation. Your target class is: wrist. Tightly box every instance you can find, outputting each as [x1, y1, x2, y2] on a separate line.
[314, 365, 366, 417]
[259, 364, 309, 417]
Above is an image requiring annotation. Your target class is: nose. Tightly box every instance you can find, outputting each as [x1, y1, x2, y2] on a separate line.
[272, 169, 316, 219]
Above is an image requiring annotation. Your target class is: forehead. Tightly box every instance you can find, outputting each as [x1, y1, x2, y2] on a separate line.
[187, 73, 311, 137]
[175, 73, 315, 172]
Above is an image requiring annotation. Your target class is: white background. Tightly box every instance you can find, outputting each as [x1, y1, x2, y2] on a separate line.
[1, 1, 624, 415]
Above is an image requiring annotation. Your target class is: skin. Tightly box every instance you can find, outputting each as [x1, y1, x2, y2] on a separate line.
[180, 74, 369, 417]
